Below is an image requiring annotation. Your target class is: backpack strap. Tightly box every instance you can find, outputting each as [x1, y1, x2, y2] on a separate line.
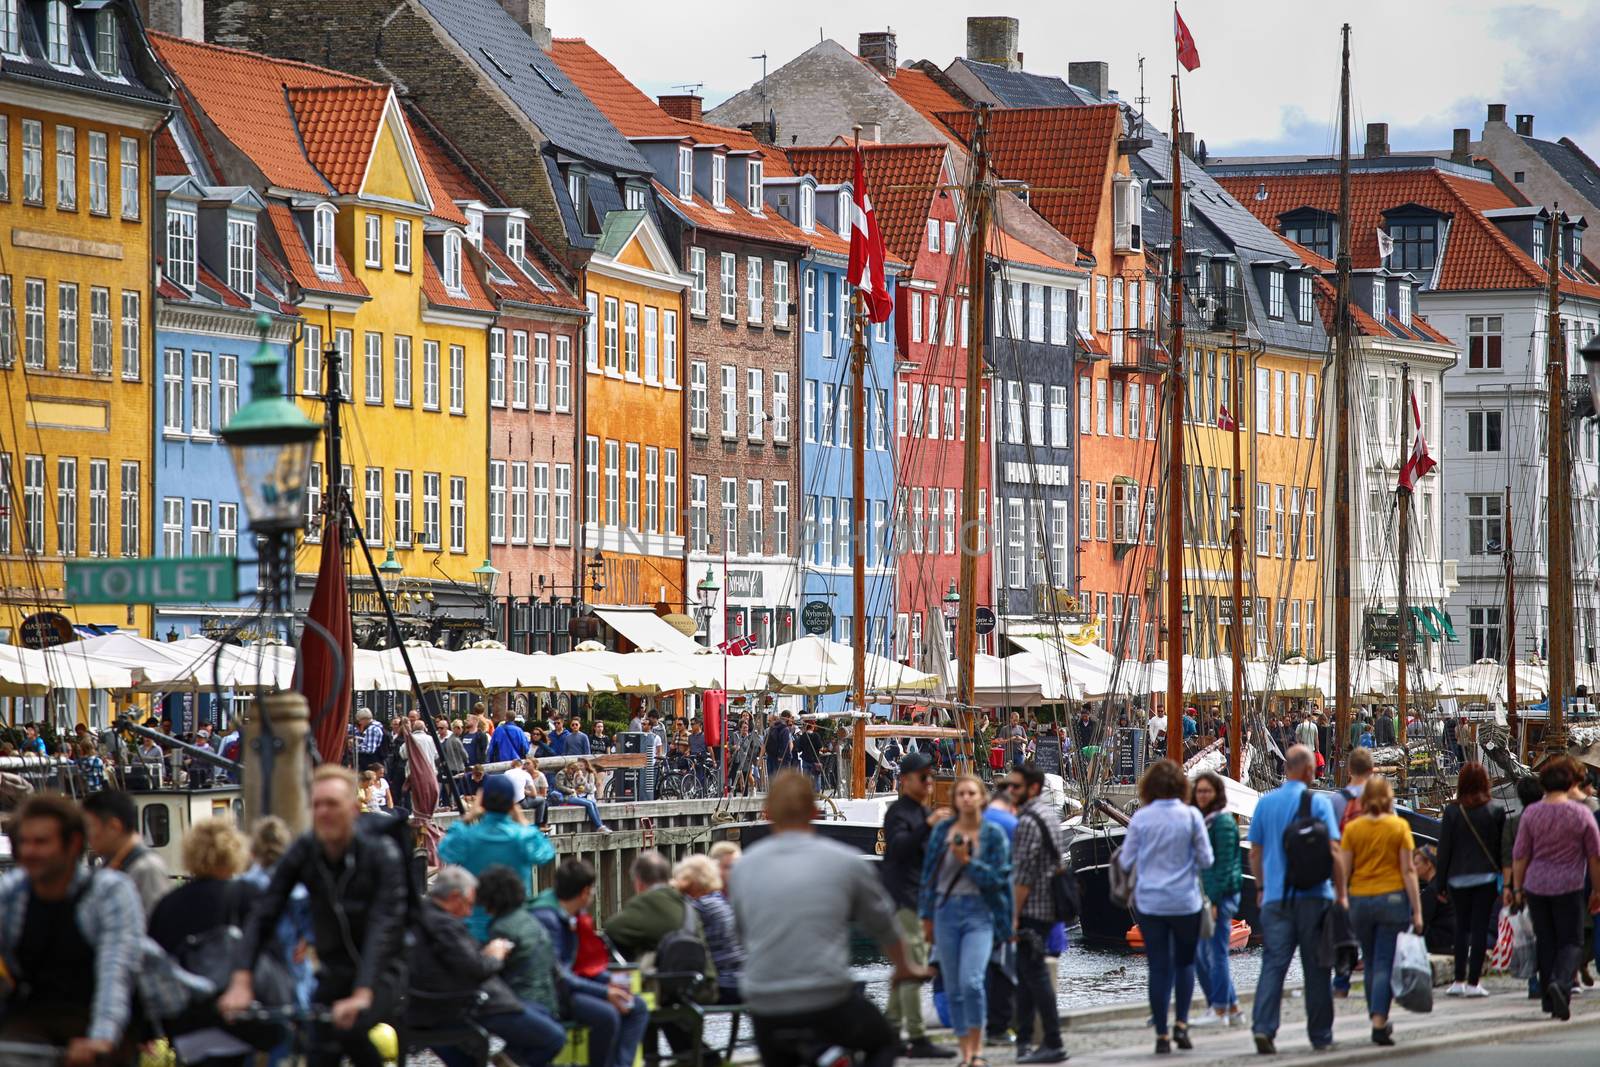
[1285, 789, 1313, 901]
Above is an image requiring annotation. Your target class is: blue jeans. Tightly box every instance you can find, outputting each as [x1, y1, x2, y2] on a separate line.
[431, 1004, 566, 1067]
[1136, 909, 1200, 1035]
[1252, 897, 1334, 1047]
[932, 893, 994, 1035]
[561, 793, 606, 830]
[569, 989, 651, 1067]
[1349, 891, 1410, 1021]
[1193, 893, 1239, 1011]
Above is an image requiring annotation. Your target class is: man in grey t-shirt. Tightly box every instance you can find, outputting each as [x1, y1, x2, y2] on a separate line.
[730, 771, 928, 1067]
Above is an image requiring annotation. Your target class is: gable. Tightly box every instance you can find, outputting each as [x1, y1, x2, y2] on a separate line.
[617, 233, 654, 271]
[363, 108, 431, 207]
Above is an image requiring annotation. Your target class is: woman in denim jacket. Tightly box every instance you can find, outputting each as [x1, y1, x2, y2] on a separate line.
[919, 775, 1013, 1067]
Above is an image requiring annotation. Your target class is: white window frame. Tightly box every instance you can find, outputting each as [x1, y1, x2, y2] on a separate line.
[364, 213, 382, 268]
[746, 256, 763, 323]
[313, 204, 337, 277]
[394, 217, 412, 272]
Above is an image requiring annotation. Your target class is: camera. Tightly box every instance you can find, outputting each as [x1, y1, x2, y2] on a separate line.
[953, 833, 966, 847]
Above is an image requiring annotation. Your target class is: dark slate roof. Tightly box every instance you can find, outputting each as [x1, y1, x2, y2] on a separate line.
[951, 59, 1095, 107]
[1523, 136, 1600, 204]
[1, 0, 169, 109]
[414, 0, 648, 176]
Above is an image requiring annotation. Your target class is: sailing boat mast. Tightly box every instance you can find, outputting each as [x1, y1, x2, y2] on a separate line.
[1229, 332, 1244, 779]
[1543, 210, 1572, 755]
[1396, 363, 1411, 793]
[1331, 24, 1355, 786]
[849, 135, 868, 799]
[1504, 485, 1519, 760]
[958, 107, 991, 718]
[1164, 78, 1186, 762]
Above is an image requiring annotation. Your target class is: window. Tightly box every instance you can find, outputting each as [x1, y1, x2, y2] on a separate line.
[1288, 372, 1300, 438]
[603, 440, 619, 526]
[1094, 274, 1108, 333]
[0, 2, 17, 54]
[690, 476, 708, 551]
[21, 120, 41, 204]
[1268, 269, 1284, 317]
[448, 344, 465, 414]
[720, 364, 737, 438]
[0, 276, 10, 367]
[690, 362, 708, 434]
[88, 286, 110, 374]
[422, 341, 440, 409]
[1397, 283, 1412, 327]
[488, 461, 506, 544]
[1095, 378, 1108, 434]
[1128, 381, 1141, 438]
[524, 462, 542, 543]
[184, 498, 212, 555]
[555, 336, 572, 410]
[160, 496, 181, 557]
[166, 205, 196, 288]
[87, 131, 108, 214]
[624, 444, 639, 530]
[364, 467, 385, 545]
[910, 291, 923, 344]
[1296, 274, 1313, 323]
[394, 470, 412, 546]
[799, 184, 816, 231]
[486, 328, 507, 408]
[1255, 483, 1269, 556]
[1095, 483, 1109, 541]
[55, 125, 75, 208]
[362, 332, 383, 405]
[1468, 606, 1502, 662]
[313, 205, 336, 276]
[1273, 485, 1286, 557]
[422, 473, 441, 548]
[771, 260, 790, 327]
[1027, 382, 1044, 443]
[720, 253, 737, 319]
[1304, 489, 1317, 560]
[216, 502, 237, 559]
[118, 461, 138, 556]
[51, 282, 77, 372]
[555, 463, 572, 544]
[642, 308, 658, 383]
[1005, 499, 1024, 587]
[1111, 380, 1124, 438]
[119, 136, 138, 219]
[1467, 410, 1502, 453]
[746, 159, 764, 211]
[687, 246, 708, 316]
[1468, 315, 1502, 370]
[747, 367, 764, 440]
[771, 371, 790, 443]
[116, 293, 137, 377]
[1390, 220, 1437, 272]
[1029, 283, 1045, 342]
[643, 448, 657, 533]
[711, 154, 726, 208]
[226, 216, 256, 296]
[23, 277, 43, 369]
[527, 333, 543, 410]
[662, 310, 678, 385]
[583, 436, 599, 526]
[1272, 370, 1285, 434]
[1467, 494, 1502, 555]
[303, 463, 322, 542]
[391, 217, 412, 272]
[360, 213, 381, 268]
[188, 349, 212, 435]
[804, 269, 816, 331]
[620, 301, 639, 377]
[443, 231, 463, 292]
[449, 477, 466, 552]
[677, 146, 694, 201]
[55, 457, 77, 556]
[602, 296, 619, 371]
[46, 1, 69, 64]
[747, 480, 763, 553]
[388, 335, 410, 407]
[746, 257, 764, 323]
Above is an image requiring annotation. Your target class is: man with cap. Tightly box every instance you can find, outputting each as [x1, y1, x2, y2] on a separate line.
[879, 749, 956, 1059]
[437, 773, 557, 941]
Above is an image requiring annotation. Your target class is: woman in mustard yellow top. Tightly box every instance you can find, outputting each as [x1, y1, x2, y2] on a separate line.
[1339, 775, 1423, 1047]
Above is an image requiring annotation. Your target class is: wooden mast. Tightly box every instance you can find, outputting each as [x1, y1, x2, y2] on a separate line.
[1396, 362, 1411, 794]
[958, 107, 992, 721]
[1229, 330, 1244, 778]
[1543, 210, 1572, 755]
[1164, 77, 1187, 762]
[1331, 23, 1354, 786]
[849, 132, 869, 799]
[1504, 484, 1519, 760]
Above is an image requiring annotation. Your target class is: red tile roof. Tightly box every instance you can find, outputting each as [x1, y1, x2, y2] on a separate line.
[1215, 166, 1600, 300]
[656, 181, 810, 250]
[264, 202, 370, 299]
[481, 241, 584, 311]
[287, 85, 390, 196]
[422, 253, 496, 315]
[155, 128, 188, 177]
[548, 38, 687, 140]
[784, 143, 947, 267]
[881, 67, 968, 136]
[1282, 238, 1452, 344]
[197, 265, 251, 309]
[939, 105, 1122, 250]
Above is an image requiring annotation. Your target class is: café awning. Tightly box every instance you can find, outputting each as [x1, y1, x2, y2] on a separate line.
[593, 607, 702, 655]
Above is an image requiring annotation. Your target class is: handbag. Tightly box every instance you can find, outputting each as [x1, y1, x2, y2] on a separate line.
[1023, 811, 1081, 924]
[1198, 891, 1216, 940]
[1108, 845, 1136, 910]
[1454, 804, 1504, 892]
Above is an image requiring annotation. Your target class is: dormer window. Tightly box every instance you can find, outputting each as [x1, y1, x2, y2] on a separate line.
[0, 1, 19, 55]
[1397, 282, 1412, 327]
[677, 146, 693, 201]
[506, 217, 526, 262]
[94, 9, 116, 75]
[625, 185, 646, 211]
[1372, 275, 1386, 317]
[1113, 176, 1142, 253]
[1390, 220, 1437, 271]
[227, 217, 256, 298]
[1571, 227, 1584, 267]
[313, 204, 336, 277]
[566, 169, 588, 222]
[1296, 274, 1313, 324]
[1532, 220, 1546, 265]
[166, 205, 196, 289]
[799, 185, 815, 232]
[1267, 269, 1285, 318]
[465, 209, 483, 249]
[711, 154, 726, 209]
[746, 160, 764, 213]
[837, 191, 851, 239]
[46, 1, 69, 66]
[443, 230, 464, 293]
[1281, 209, 1334, 259]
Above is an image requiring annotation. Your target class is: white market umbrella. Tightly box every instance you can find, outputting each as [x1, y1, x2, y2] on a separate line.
[556, 642, 699, 694]
[756, 635, 939, 696]
[670, 647, 774, 693]
[0, 644, 137, 694]
[165, 637, 296, 691]
[944, 654, 1047, 706]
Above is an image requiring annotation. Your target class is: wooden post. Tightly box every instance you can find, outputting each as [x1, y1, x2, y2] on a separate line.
[1396, 363, 1411, 793]
[1165, 78, 1187, 764]
[1331, 23, 1354, 786]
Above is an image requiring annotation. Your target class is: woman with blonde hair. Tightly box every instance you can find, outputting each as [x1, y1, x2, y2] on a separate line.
[1340, 774, 1423, 1046]
[674, 854, 745, 1004]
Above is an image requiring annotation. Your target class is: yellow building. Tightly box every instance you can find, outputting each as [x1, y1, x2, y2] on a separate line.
[154, 34, 496, 642]
[0, 1, 170, 654]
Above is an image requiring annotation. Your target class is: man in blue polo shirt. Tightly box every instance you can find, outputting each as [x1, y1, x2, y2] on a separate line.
[1247, 745, 1347, 1055]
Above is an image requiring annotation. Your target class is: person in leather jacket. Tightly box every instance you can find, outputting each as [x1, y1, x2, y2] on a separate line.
[219, 765, 408, 1067]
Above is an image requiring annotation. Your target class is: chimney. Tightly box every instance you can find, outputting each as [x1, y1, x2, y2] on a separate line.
[1178, 131, 1196, 159]
[1067, 61, 1110, 100]
[1515, 113, 1535, 136]
[739, 120, 778, 146]
[1364, 121, 1389, 159]
[1487, 103, 1508, 125]
[859, 30, 898, 77]
[497, 0, 551, 50]
[142, 0, 206, 40]
[1452, 128, 1472, 165]
[658, 95, 704, 123]
[966, 16, 1021, 72]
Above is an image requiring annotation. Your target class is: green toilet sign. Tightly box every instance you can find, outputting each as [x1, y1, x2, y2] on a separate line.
[67, 556, 238, 605]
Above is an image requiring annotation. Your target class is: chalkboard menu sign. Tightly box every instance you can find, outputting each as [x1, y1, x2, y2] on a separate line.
[1033, 736, 1062, 776]
[1113, 727, 1147, 781]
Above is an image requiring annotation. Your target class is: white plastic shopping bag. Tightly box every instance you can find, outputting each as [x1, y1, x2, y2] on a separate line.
[1392, 931, 1433, 1013]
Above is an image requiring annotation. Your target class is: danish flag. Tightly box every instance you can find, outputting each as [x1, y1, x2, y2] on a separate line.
[1397, 391, 1436, 493]
[847, 146, 894, 323]
[1217, 403, 1236, 431]
[1175, 7, 1202, 72]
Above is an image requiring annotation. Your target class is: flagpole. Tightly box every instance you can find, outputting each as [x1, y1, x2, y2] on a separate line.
[849, 128, 870, 799]
[1396, 364, 1411, 795]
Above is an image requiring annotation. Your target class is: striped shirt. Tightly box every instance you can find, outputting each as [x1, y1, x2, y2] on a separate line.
[356, 721, 386, 755]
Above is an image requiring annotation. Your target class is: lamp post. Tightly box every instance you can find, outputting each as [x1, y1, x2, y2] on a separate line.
[220, 314, 320, 830]
[696, 566, 721, 647]
[942, 578, 961, 635]
[472, 559, 502, 642]
[378, 548, 403, 593]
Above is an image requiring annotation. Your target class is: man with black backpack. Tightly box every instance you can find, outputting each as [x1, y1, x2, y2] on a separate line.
[1247, 745, 1348, 1055]
[1008, 764, 1072, 1064]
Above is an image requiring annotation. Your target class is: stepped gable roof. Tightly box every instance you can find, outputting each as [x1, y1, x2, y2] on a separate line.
[1216, 164, 1600, 299]
[1284, 241, 1452, 345]
[415, 0, 647, 174]
[940, 105, 1121, 250]
[785, 142, 946, 266]
[881, 66, 968, 133]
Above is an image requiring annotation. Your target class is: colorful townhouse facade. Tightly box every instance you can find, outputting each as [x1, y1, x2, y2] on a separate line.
[0, 0, 168, 725]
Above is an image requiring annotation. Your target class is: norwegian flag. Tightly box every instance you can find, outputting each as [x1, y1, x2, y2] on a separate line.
[1175, 7, 1202, 72]
[848, 146, 894, 323]
[1398, 391, 1436, 493]
[1217, 403, 1236, 431]
[718, 635, 755, 657]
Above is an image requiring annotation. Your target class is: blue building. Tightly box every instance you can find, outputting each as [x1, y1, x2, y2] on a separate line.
[772, 173, 900, 712]
[153, 176, 297, 643]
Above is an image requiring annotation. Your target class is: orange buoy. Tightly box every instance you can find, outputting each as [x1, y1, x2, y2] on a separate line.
[1124, 918, 1252, 954]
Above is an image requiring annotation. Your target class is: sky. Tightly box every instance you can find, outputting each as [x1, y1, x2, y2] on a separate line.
[545, 0, 1600, 157]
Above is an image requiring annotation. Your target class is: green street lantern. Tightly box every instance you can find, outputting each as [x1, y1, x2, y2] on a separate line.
[378, 548, 404, 592]
[696, 566, 721, 611]
[942, 577, 961, 621]
[219, 315, 320, 533]
[472, 559, 501, 600]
